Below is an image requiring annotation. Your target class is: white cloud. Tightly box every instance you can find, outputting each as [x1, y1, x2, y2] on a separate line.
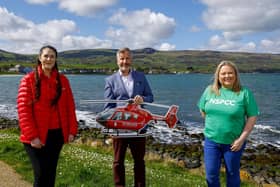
[223, 31, 245, 41]
[200, 0, 280, 53]
[206, 33, 280, 53]
[202, 0, 280, 32]
[62, 35, 112, 50]
[0, 6, 112, 53]
[0, 7, 34, 33]
[189, 25, 201, 32]
[260, 38, 280, 53]
[207, 34, 256, 52]
[201, 0, 280, 33]
[157, 43, 176, 51]
[260, 39, 275, 49]
[58, 0, 117, 17]
[208, 35, 223, 46]
[25, 0, 56, 5]
[240, 42, 256, 51]
[37, 20, 76, 42]
[25, 0, 117, 17]
[106, 8, 176, 49]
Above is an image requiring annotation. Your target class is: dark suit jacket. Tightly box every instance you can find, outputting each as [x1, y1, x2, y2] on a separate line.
[104, 70, 153, 109]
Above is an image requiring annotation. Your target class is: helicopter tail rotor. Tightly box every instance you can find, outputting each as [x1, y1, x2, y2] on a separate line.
[165, 105, 179, 128]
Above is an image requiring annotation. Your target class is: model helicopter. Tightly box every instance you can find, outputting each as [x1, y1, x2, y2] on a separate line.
[80, 99, 179, 137]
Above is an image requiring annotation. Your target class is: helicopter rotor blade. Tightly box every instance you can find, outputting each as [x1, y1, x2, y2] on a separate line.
[80, 99, 172, 109]
[80, 99, 130, 104]
[142, 102, 170, 108]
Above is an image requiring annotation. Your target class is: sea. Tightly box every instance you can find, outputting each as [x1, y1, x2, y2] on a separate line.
[0, 73, 279, 148]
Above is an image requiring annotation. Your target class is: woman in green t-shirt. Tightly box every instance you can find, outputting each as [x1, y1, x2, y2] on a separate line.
[198, 61, 259, 187]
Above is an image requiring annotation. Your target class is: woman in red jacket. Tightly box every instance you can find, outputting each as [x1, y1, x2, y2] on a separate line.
[17, 45, 78, 187]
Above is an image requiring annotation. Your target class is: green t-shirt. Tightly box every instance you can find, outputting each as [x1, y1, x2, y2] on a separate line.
[197, 86, 259, 144]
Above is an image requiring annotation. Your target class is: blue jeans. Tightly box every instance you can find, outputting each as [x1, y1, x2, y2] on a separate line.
[204, 138, 246, 187]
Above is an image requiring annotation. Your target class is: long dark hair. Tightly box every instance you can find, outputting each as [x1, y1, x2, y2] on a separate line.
[34, 45, 62, 106]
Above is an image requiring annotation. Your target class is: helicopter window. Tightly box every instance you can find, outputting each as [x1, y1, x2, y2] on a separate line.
[133, 114, 138, 120]
[97, 109, 114, 120]
[123, 112, 131, 120]
[112, 112, 122, 120]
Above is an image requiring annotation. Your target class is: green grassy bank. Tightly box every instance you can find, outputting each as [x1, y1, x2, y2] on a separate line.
[0, 128, 258, 187]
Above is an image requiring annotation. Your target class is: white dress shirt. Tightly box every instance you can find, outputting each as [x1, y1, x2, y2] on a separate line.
[119, 70, 134, 97]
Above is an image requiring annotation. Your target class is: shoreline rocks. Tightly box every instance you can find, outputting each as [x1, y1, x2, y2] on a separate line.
[1, 117, 279, 185]
[74, 126, 280, 186]
[0, 117, 18, 129]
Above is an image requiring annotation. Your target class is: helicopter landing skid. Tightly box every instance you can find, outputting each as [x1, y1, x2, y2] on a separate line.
[101, 128, 151, 138]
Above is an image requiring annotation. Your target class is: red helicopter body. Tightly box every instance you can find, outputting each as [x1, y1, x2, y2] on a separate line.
[81, 100, 179, 137]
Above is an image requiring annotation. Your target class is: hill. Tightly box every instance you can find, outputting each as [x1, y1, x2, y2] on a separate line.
[1, 48, 280, 73]
[0, 49, 34, 62]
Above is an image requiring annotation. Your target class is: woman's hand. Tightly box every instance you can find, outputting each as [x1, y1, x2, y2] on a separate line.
[231, 138, 244, 152]
[31, 138, 43, 149]
[231, 116, 257, 152]
[68, 134, 75, 142]
[200, 110, 206, 118]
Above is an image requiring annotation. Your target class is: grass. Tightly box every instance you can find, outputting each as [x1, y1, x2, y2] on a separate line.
[0, 128, 258, 187]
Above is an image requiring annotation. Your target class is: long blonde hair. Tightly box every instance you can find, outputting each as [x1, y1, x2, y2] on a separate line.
[211, 60, 241, 95]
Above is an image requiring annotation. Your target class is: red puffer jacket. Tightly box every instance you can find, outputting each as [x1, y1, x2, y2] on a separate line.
[17, 67, 78, 144]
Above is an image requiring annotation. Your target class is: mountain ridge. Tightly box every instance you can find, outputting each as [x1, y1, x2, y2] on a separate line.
[1, 48, 280, 73]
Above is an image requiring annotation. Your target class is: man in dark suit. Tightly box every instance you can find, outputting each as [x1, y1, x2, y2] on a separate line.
[104, 47, 154, 187]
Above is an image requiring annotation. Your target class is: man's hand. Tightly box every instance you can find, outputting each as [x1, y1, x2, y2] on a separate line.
[133, 95, 143, 105]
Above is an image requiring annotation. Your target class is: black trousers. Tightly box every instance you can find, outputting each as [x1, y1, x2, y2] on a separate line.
[113, 137, 146, 187]
[24, 129, 64, 187]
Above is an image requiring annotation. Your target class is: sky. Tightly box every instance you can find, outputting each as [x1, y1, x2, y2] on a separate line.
[1, 0, 280, 54]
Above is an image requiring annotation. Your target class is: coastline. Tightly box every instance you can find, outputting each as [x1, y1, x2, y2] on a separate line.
[0, 74, 23, 76]
[1, 116, 279, 185]
[1, 71, 280, 75]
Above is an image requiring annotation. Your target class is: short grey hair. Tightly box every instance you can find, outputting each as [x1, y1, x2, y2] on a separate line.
[116, 47, 132, 59]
